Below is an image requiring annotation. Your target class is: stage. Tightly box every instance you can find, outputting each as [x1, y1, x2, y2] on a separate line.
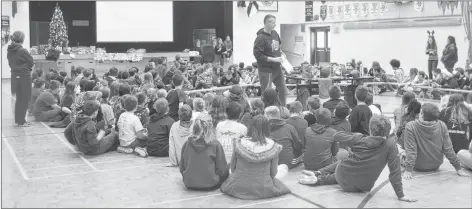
[32, 52, 191, 76]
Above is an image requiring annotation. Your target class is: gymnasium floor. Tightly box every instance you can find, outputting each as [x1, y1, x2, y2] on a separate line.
[1, 80, 471, 208]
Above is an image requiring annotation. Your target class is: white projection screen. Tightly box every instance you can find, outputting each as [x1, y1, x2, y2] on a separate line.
[96, 1, 173, 42]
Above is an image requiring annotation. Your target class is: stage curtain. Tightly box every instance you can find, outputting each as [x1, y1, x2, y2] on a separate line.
[462, 1, 472, 67]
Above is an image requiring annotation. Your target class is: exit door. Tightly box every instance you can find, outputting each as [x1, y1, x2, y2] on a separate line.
[310, 27, 330, 65]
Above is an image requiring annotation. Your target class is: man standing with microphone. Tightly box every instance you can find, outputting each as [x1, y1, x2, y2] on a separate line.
[253, 14, 287, 106]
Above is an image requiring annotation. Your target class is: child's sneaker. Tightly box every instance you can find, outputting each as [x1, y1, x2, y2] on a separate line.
[117, 146, 134, 154]
[134, 147, 148, 158]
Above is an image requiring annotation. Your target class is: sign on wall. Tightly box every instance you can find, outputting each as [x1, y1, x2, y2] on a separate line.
[305, 1, 313, 22]
[1, 16, 10, 46]
[72, 20, 89, 27]
[295, 36, 304, 42]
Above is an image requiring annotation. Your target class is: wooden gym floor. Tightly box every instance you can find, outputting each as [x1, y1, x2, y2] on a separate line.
[1, 80, 471, 208]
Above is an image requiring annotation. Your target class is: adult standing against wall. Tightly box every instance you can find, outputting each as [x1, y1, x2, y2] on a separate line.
[426, 32, 438, 79]
[253, 14, 287, 106]
[441, 36, 458, 73]
[7, 31, 35, 127]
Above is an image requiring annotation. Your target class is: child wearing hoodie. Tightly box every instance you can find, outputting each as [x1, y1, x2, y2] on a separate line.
[65, 100, 119, 155]
[180, 113, 229, 190]
[265, 106, 302, 169]
[304, 108, 348, 171]
[28, 79, 46, 114]
[349, 85, 373, 135]
[220, 115, 291, 200]
[322, 86, 344, 113]
[167, 74, 188, 122]
[457, 140, 472, 170]
[285, 101, 308, 166]
[330, 101, 351, 132]
[168, 104, 193, 166]
[240, 98, 265, 132]
[146, 98, 175, 157]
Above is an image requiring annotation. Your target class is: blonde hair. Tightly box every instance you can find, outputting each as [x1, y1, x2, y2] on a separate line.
[157, 89, 167, 99]
[191, 114, 215, 145]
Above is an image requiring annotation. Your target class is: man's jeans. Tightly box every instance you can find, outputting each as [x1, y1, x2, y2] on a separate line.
[258, 69, 287, 106]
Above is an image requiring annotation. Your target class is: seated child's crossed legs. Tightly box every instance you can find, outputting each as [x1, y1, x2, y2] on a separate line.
[117, 138, 148, 157]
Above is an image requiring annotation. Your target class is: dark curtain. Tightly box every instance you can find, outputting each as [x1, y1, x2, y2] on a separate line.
[462, 1, 472, 67]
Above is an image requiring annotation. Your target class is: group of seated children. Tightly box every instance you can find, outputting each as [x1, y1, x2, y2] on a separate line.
[27, 62, 472, 202]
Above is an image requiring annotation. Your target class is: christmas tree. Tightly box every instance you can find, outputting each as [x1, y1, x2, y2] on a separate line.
[48, 3, 68, 50]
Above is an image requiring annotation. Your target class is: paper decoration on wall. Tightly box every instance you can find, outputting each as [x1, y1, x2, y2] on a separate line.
[336, 3, 344, 19]
[328, 4, 335, 19]
[305, 1, 314, 22]
[370, 2, 379, 16]
[438, 1, 459, 15]
[379, 2, 388, 15]
[313, 1, 320, 21]
[352, 2, 360, 17]
[361, 2, 370, 17]
[414, 1, 424, 12]
[344, 3, 352, 19]
[246, 1, 259, 17]
[320, 2, 327, 21]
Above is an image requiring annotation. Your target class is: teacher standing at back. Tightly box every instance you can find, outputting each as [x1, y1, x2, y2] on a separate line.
[7, 31, 35, 127]
[253, 14, 287, 106]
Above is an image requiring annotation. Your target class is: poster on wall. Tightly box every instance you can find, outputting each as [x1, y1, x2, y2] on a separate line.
[305, 1, 314, 22]
[344, 3, 352, 19]
[379, 2, 388, 15]
[320, 2, 327, 21]
[414, 1, 424, 12]
[352, 2, 360, 17]
[1, 16, 10, 47]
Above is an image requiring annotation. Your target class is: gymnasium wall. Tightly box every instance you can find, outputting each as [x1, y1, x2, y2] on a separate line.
[2, 1, 30, 79]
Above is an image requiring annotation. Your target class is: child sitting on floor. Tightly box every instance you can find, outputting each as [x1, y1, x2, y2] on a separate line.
[180, 113, 229, 190]
[286, 101, 308, 166]
[216, 102, 248, 162]
[28, 79, 46, 114]
[265, 106, 302, 169]
[116, 95, 148, 157]
[220, 115, 291, 200]
[147, 88, 158, 116]
[304, 96, 321, 127]
[169, 104, 194, 166]
[191, 98, 205, 121]
[349, 85, 373, 135]
[330, 101, 351, 133]
[167, 74, 187, 122]
[146, 98, 175, 157]
[135, 92, 150, 128]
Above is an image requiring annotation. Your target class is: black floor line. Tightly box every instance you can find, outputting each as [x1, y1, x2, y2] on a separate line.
[356, 179, 390, 208]
[290, 193, 326, 208]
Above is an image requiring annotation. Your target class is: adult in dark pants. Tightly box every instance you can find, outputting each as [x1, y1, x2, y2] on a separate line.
[7, 31, 35, 127]
[253, 14, 287, 106]
[426, 33, 438, 79]
[441, 36, 458, 73]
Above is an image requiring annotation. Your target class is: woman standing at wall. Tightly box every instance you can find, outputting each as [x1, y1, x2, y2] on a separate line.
[215, 38, 226, 66]
[7, 31, 35, 127]
[441, 36, 458, 73]
[426, 32, 438, 79]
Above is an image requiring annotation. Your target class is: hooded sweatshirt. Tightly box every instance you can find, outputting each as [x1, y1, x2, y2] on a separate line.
[169, 120, 193, 166]
[146, 113, 175, 157]
[253, 28, 282, 73]
[179, 136, 229, 190]
[64, 115, 99, 155]
[304, 124, 338, 171]
[268, 119, 301, 168]
[404, 119, 462, 172]
[330, 116, 351, 133]
[7, 43, 35, 76]
[333, 132, 404, 198]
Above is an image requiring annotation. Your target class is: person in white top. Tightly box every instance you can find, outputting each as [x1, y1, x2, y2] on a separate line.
[191, 98, 205, 121]
[116, 95, 148, 157]
[365, 93, 382, 116]
[216, 102, 248, 162]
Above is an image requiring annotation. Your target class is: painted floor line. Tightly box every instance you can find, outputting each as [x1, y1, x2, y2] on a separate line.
[24, 163, 87, 172]
[233, 197, 291, 208]
[28, 162, 173, 181]
[356, 169, 455, 208]
[134, 193, 223, 208]
[1, 131, 66, 138]
[2, 134, 30, 180]
[40, 122, 100, 172]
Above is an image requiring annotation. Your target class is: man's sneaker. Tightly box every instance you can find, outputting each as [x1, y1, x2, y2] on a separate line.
[117, 146, 134, 154]
[134, 147, 148, 158]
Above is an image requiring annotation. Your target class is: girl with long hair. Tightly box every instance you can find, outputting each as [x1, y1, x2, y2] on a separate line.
[220, 115, 290, 200]
[440, 93, 472, 153]
[209, 95, 228, 127]
[396, 99, 422, 149]
[426, 34, 438, 79]
[179, 113, 229, 190]
[441, 36, 458, 73]
[262, 88, 290, 119]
